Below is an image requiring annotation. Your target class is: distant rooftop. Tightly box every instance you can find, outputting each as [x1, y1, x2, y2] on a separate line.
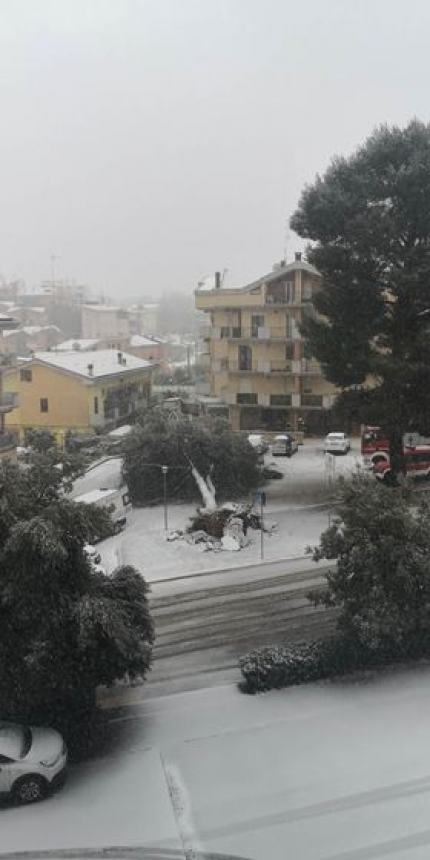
[55, 338, 100, 351]
[129, 334, 161, 347]
[30, 349, 153, 380]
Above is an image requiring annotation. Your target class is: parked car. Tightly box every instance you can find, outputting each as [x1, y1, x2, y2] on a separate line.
[247, 434, 269, 456]
[74, 486, 132, 536]
[271, 434, 299, 457]
[0, 721, 67, 804]
[324, 432, 351, 454]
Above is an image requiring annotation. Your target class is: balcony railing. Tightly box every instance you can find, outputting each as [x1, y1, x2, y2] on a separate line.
[301, 394, 323, 407]
[0, 392, 18, 413]
[228, 360, 294, 374]
[300, 359, 321, 374]
[227, 326, 295, 340]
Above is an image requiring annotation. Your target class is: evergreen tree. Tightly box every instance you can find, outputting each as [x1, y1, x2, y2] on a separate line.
[309, 474, 430, 653]
[0, 461, 154, 737]
[291, 120, 430, 473]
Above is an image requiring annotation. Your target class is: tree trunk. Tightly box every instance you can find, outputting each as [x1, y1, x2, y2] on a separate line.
[388, 425, 406, 477]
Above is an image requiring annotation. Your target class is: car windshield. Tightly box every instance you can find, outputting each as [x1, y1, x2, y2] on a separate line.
[0, 725, 32, 761]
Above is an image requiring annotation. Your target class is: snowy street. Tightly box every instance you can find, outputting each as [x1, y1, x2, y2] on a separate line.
[92, 440, 363, 582]
[4, 665, 430, 859]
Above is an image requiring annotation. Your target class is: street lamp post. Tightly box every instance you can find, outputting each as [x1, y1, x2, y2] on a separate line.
[161, 465, 169, 532]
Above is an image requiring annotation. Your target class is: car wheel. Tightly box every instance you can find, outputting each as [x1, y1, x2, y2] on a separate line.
[13, 775, 47, 804]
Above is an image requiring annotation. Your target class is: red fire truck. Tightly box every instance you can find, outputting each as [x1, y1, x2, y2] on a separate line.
[361, 425, 430, 481]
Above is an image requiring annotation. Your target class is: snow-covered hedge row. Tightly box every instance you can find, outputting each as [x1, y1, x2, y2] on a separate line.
[238, 638, 390, 694]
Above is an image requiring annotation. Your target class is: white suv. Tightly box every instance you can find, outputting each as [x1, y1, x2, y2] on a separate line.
[324, 432, 351, 455]
[0, 721, 67, 803]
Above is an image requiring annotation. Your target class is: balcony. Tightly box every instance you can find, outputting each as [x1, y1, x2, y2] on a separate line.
[227, 326, 295, 341]
[228, 360, 294, 374]
[0, 392, 18, 413]
[301, 394, 324, 408]
[300, 359, 321, 374]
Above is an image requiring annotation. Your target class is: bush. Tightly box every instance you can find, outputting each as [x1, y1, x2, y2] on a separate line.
[238, 636, 411, 694]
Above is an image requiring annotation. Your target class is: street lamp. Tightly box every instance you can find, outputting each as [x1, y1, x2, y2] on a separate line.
[161, 465, 169, 532]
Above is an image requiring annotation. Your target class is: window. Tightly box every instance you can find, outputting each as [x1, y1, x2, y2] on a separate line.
[251, 314, 265, 337]
[285, 314, 292, 338]
[94, 396, 99, 414]
[220, 326, 230, 338]
[40, 398, 49, 413]
[302, 282, 313, 301]
[237, 393, 258, 404]
[20, 368, 32, 382]
[303, 342, 313, 359]
[238, 344, 252, 370]
[220, 358, 229, 371]
[270, 394, 292, 406]
[286, 280, 296, 303]
[285, 343, 294, 360]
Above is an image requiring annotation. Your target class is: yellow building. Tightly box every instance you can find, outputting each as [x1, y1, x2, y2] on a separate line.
[195, 254, 339, 433]
[3, 349, 153, 445]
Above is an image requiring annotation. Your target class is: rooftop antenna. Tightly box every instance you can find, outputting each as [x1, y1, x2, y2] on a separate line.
[283, 221, 290, 263]
[50, 254, 60, 285]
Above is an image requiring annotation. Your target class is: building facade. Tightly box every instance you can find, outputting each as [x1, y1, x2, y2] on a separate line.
[81, 304, 131, 341]
[3, 349, 153, 445]
[195, 255, 338, 433]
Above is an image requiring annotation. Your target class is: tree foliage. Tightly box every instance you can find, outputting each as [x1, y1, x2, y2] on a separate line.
[291, 120, 430, 471]
[0, 460, 154, 724]
[123, 412, 261, 505]
[309, 473, 430, 652]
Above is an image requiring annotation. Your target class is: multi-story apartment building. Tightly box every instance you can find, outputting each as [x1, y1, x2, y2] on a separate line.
[81, 304, 131, 341]
[3, 349, 153, 445]
[195, 254, 338, 433]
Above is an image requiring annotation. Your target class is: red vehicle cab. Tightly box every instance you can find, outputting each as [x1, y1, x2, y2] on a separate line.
[374, 446, 430, 482]
[361, 426, 390, 468]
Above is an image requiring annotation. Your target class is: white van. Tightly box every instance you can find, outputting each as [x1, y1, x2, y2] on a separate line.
[74, 486, 132, 533]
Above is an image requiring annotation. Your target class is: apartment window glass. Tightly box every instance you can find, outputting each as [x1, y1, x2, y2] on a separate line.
[20, 368, 32, 382]
[285, 343, 294, 361]
[251, 314, 264, 337]
[40, 398, 49, 413]
[220, 326, 230, 338]
[285, 314, 292, 338]
[286, 280, 295, 303]
[94, 396, 99, 414]
[302, 282, 313, 301]
[238, 344, 252, 370]
[237, 393, 257, 404]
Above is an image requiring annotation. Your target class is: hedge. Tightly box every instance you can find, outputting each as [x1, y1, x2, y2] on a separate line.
[238, 636, 415, 694]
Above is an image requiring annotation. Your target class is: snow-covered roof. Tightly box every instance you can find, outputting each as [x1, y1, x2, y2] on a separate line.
[129, 334, 160, 347]
[108, 424, 133, 437]
[195, 258, 320, 296]
[74, 487, 118, 505]
[55, 338, 100, 351]
[31, 349, 153, 380]
[83, 304, 122, 312]
[22, 325, 60, 335]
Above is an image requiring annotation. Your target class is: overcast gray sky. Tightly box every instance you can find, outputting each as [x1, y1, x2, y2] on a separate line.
[1, 0, 430, 298]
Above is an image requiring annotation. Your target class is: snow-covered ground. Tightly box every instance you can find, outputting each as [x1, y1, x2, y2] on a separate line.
[96, 440, 363, 581]
[4, 664, 430, 858]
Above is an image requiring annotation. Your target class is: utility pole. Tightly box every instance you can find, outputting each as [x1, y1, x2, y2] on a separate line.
[161, 465, 169, 531]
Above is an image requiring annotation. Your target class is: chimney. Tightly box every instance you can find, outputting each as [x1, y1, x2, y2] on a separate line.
[87, 363, 94, 377]
[215, 271, 221, 289]
[295, 251, 302, 262]
[117, 351, 123, 364]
